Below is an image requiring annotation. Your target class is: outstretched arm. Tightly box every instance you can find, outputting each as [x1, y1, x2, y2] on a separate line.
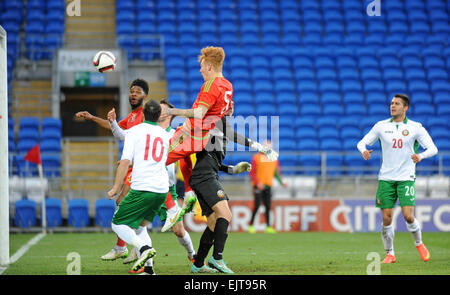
[75, 110, 111, 130]
[165, 105, 209, 119]
[221, 118, 278, 160]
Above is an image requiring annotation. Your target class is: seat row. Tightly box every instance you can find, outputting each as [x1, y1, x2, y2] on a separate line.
[13, 198, 114, 229]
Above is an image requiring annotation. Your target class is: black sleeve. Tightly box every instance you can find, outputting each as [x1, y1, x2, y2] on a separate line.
[223, 117, 251, 147]
[219, 164, 234, 174]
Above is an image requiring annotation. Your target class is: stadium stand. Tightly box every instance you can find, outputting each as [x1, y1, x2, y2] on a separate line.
[4, 0, 449, 227]
[108, 0, 448, 177]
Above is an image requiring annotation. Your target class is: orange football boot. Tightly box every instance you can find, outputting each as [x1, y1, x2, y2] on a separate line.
[382, 254, 396, 264]
[128, 267, 144, 274]
[416, 243, 430, 262]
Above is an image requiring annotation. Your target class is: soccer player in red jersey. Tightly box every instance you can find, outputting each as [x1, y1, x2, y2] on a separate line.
[160, 47, 234, 230]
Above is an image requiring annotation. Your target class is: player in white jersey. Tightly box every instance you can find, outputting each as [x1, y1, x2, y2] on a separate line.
[108, 100, 171, 274]
[108, 99, 196, 274]
[357, 94, 438, 264]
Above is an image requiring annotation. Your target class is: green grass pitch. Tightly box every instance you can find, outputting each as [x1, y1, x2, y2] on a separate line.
[4, 231, 450, 275]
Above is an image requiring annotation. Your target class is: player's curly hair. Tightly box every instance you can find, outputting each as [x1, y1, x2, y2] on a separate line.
[198, 46, 225, 72]
[130, 78, 149, 95]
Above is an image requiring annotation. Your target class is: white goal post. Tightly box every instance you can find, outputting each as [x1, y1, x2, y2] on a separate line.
[0, 25, 10, 266]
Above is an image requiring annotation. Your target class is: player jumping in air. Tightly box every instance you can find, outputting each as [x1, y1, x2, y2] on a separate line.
[357, 94, 438, 263]
[190, 101, 277, 273]
[159, 47, 234, 232]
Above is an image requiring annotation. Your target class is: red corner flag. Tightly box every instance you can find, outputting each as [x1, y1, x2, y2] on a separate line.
[24, 143, 42, 165]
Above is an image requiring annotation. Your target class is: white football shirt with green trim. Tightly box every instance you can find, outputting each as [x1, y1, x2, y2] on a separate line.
[357, 117, 438, 181]
[121, 121, 171, 193]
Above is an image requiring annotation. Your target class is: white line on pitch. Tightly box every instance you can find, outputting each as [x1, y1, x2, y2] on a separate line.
[0, 232, 46, 275]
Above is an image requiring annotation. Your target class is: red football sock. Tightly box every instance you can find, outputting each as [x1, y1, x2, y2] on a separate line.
[116, 236, 126, 247]
[180, 156, 193, 192]
[164, 190, 176, 210]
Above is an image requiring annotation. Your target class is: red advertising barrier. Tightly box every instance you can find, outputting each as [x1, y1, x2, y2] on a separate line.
[183, 199, 450, 233]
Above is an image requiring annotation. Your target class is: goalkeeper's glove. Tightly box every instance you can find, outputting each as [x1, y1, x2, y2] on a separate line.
[232, 161, 252, 174]
[250, 141, 279, 161]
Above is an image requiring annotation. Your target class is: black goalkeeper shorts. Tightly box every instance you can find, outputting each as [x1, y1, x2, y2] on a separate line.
[191, 178, 229, 217]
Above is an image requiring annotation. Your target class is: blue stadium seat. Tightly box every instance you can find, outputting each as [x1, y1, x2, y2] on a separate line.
[343, 92, 364, 104]
[297, 138, 320, 151]
[294, 117, 315, 129]
[319, 80, 339, 92]
[40, 139, 62, 153]
[322, 104, 344, 117]
[16, 154, 38, 177]
[383, 69, 403, 81]
[368, 104, 388, 116]
[427, 118, 449, 129]
[27, 0, 46, 10]
[340, 127, 362, 140]
[436, 105, 450, 116]
[427, 68, 448, 81]
[342, 138, 360, 151]
[17, 139, 39, 154]
[278, 104, 298, 117]
[95, 198, 116, 228]
[344, 155, 367, 175]
[325, 154, 343, 176]
[341, 80, 362, 93]
[295, 127, 317, 140]
[318, 126, 340, 141]
[18, 129, 39, 141]
[47, 0, 65, 10]
[117, 0, 134, 13]
[234, 103, 254, 117]
[68, 199, 90, 228]
[41, 118, 62, 131]
[41, 154, 61, 177]
[41, 128, 61, 141]
[19, 117, 39, 131]
[430, 81, 449, 93]
[413, 103, 435, 116]
[429, 126, 450, 140]
[298, 155, 321, 175]
[298, 91, 318, 104]
[14, 199, 36, 229]
[300, 103, 321, 116]
[339, 68, 359, 80]
[26, 9, 45, 22]
[276, 92, 296, 105]
[256, 104, 277, 116]
[361, 68, 382, 81]
[279, 139, 296, 151]
[43, 198, 62, 228]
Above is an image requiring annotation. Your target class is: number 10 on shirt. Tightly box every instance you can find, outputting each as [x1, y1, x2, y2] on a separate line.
[144, 134, 164, 162]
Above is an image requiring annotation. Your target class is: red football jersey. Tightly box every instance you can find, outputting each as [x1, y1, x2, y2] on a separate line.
[118, 106, 143, 129]
[187, 77, 233, 133]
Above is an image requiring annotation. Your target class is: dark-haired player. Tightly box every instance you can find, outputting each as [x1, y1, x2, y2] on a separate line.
[357, 93, 438, 264]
